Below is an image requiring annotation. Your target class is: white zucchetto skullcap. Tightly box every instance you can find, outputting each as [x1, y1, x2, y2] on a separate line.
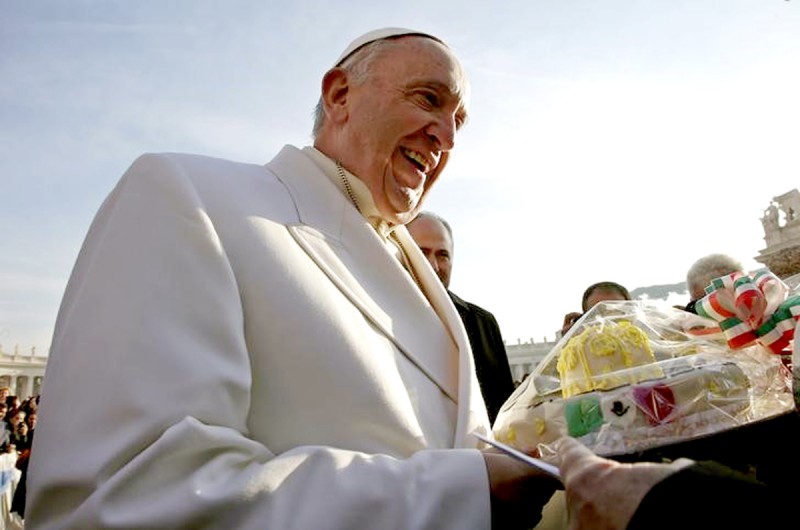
[333, 27, 445, 67]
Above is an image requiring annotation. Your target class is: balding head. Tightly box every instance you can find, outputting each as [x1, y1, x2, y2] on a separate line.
[407, 212, 454, 288]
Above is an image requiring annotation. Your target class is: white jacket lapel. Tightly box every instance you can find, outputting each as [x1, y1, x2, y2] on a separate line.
[393, 226, 490, 445]
[267, 146, 460, 404]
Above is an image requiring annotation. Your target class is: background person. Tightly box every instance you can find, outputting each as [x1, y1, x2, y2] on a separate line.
[407, 211, 515, 424]
[684, 253, 743, 313]
[561, 281, 631, 336]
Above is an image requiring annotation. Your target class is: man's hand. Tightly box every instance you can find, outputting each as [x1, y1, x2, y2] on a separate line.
[555, 437, 693, 530]
[561, 312, 582, 336]
[482, 450, 561, 529]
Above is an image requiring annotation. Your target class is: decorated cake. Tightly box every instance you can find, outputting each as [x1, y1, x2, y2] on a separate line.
[556, 320, 663, 397]
[498, 353, 753, 455]
[494, 270, 797, 457]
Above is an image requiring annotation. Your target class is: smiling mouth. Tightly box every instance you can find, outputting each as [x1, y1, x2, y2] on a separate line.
[401, 147, 431, 174]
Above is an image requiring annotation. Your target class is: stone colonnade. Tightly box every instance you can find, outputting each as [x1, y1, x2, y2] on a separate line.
[0, 345, 47, 400]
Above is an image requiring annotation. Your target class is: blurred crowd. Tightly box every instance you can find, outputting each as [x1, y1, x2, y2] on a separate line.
[0, 386, 38, 526]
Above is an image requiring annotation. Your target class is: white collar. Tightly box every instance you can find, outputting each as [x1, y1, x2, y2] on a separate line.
[303, 146, 397, 239]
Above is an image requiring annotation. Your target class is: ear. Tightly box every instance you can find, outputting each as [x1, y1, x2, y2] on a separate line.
[320, 67, 351, 125]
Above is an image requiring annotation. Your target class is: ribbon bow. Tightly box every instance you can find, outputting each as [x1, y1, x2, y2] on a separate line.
[696, 268, 800, 353]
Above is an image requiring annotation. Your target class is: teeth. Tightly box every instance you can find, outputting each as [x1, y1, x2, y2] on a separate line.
[403, 148, 429, 172]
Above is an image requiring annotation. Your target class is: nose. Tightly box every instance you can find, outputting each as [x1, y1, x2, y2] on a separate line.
[426, 113, 456, 151]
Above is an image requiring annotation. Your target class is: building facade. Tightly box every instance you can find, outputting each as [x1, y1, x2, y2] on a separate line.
[757, 189, 800, 278]
[0, 345, 47, 399]
[506, 338, 556, 384]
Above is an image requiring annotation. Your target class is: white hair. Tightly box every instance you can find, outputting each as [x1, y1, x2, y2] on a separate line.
[686, 253, 743, 299]
[311, 39, 396, 138]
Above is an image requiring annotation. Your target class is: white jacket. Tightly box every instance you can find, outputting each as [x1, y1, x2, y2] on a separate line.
[27, 146, 491, 529]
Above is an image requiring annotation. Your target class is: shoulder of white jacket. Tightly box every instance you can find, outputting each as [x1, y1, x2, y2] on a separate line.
[132, 151, 265, 170]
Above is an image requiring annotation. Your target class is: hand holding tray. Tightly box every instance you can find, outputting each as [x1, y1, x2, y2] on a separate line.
[474, 432, 562, 481]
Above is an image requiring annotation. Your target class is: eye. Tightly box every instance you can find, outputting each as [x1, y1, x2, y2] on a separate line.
[417, 90, 440, 108]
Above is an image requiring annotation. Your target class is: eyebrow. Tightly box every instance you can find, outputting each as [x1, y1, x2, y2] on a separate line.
[455, 107, 468, 128]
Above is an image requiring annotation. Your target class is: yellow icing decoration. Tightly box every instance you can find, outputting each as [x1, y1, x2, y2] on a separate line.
[557, 320, 662, 398]
[534, 417, 546, 435]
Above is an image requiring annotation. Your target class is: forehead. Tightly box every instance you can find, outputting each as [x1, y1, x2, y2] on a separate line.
[587, 288, 626, 305]
[409, 217, 452, 245]
[375, 38, 468, 112]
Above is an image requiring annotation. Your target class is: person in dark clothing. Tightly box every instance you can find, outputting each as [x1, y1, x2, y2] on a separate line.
[555, 423, 797, 530]
[11, 429, 31, 519]
[407, 211, 515, 423]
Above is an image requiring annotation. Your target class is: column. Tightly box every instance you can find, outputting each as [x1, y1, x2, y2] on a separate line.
[24, 373, 33, 400]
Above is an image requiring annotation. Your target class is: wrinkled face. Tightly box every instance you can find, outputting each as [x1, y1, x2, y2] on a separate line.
[338, 38, 468, 224]
[585, 288, 628, 311]
[407, 216, 453, 288]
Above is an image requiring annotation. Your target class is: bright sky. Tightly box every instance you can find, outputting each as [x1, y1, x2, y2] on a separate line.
[2, 1, 799, 354]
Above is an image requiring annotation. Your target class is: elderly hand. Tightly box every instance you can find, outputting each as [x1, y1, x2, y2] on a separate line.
[482, 450, 561, 530]
[555, 437, 693, 530]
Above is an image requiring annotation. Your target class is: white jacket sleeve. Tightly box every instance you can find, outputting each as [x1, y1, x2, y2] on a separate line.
[26, 154, 491, 530]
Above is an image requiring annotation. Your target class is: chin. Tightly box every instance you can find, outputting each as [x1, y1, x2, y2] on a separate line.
[381, 203, 417, 225]
[391, 212, 416, 225]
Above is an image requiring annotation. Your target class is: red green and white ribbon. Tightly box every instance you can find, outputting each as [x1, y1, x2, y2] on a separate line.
[696, 269, 798, 353]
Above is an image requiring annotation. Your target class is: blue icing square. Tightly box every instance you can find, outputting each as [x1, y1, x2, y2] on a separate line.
[565, 396, 604, 437]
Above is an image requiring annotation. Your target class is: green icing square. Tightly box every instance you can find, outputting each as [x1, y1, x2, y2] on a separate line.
[565, 396, 604, 437]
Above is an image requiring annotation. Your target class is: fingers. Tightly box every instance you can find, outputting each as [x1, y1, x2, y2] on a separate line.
[482, 452, 562, 529]
[562, 312, 582, 328]
[554, 437, 597, 471]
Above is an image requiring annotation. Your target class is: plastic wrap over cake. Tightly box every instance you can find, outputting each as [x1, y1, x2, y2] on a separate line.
[493, 274, 797, 457]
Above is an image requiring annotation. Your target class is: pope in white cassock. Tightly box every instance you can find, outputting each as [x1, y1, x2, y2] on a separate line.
[26, 28, 558, 529]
